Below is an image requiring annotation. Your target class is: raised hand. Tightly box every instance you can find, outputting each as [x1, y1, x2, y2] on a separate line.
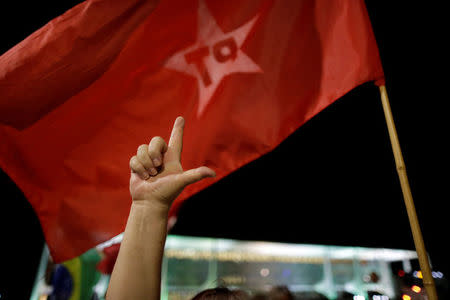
[128, 116, 215, 209]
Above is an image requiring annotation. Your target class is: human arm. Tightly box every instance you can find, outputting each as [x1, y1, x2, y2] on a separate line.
[106, 116, 215, 300]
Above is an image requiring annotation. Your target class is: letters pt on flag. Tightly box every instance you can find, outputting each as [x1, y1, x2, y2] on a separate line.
[0, 0, 384, 262]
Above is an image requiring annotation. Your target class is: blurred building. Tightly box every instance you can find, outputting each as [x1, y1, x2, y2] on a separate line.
[31, 235, 447, 300]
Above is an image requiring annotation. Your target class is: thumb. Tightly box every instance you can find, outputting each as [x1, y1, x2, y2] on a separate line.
[176, 166, 216, 189]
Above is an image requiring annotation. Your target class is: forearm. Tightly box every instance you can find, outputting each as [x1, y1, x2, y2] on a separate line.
[106, 201, 169, 300]
[107, 116, 214, 299]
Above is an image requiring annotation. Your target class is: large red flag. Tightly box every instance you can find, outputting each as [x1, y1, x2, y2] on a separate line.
[0, 0, 384, 262]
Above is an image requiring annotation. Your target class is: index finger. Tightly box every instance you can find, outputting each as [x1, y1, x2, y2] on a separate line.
[168, 116, 184, 162]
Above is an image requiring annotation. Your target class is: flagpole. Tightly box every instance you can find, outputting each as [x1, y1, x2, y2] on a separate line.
[378, 85, 438, 300]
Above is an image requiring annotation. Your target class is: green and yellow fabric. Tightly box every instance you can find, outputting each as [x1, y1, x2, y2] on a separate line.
[61, 248, 102, 300]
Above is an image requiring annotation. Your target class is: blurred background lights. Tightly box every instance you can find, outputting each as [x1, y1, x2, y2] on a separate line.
[353, 295, 365, 300]
[432, 271, 443, 278]
[373, 295, 389, 300]
[402, 295, 411, 300]
[260, 268, 270, 277]
[411, 285, 421, 293]
[413, 270, 423, 278]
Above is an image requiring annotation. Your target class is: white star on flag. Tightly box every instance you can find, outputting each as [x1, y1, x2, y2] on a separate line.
[165, 0, 262, 117]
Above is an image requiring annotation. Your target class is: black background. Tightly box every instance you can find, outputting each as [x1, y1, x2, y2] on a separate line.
[0, 1, 448, 299]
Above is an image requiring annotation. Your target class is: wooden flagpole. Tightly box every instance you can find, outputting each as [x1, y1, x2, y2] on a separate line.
[378, 85, 438, 300]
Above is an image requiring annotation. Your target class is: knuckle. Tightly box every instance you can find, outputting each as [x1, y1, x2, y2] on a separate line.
[148, 137, 165, 154]
[137, 144, 148, 153]
[129, 156, 138, 167]
[150, 136, 166, 148]
[147, 148, 159, 159]
[151, 136, 164, 143]
[137, 145, 152, 164]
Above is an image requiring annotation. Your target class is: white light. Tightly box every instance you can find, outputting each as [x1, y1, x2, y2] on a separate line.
[353, 295, 365, 300]
[260, 268, 270, 277]
[373, 296, 389, 300]
[432, 271, 443, 279]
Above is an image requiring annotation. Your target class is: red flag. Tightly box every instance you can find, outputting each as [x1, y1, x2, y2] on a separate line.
[0, 0, 384, 262]
[96, 243, 121, 275]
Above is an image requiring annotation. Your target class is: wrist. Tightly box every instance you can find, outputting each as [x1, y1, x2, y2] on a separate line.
[131, 199, 171, 217]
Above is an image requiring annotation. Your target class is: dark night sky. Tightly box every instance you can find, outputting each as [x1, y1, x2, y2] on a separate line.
[0, 1, 448, 299]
